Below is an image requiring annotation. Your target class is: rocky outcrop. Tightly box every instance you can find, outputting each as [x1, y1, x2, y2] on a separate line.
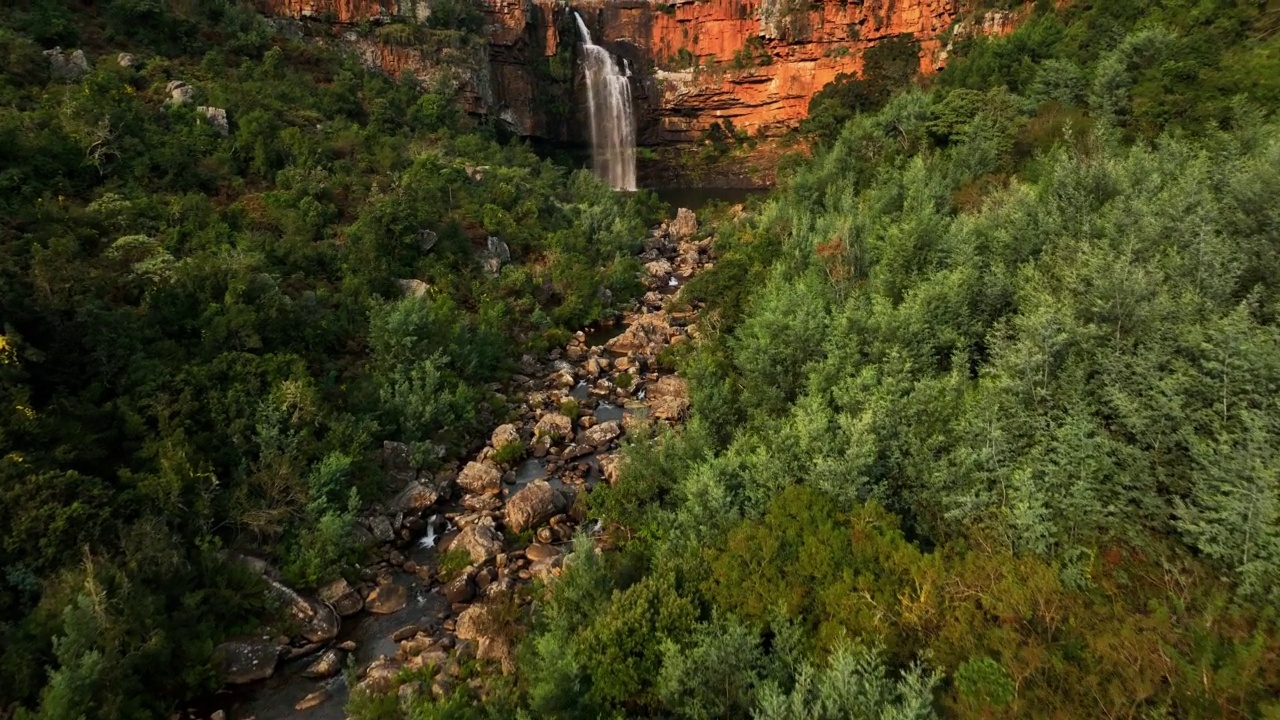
[259, 0, 1030, 142]
[504, 480, 568, 533]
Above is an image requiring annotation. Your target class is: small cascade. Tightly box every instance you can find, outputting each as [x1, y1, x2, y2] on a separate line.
[574, 12, 636, 191]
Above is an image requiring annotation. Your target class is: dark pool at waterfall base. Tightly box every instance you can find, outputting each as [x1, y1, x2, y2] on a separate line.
[652, 186, 767, 211]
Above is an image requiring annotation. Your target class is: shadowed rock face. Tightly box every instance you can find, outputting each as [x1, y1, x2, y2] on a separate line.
[259, 0, 1028, 143]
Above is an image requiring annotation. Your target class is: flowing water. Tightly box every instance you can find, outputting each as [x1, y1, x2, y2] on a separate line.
[574, 13, 636, 191]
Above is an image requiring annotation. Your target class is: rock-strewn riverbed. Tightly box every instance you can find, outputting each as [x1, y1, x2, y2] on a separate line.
[196, 207, 716, 719]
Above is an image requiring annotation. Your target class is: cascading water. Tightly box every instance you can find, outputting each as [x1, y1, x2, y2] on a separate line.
[574, 12, 636, 191]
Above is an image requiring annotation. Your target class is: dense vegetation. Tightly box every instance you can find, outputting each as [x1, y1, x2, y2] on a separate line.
[0, 1, 659, 716]
[372, 1, 1280, 718]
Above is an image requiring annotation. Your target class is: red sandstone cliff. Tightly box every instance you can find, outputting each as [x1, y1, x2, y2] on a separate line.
[259, 0, 1027, 142]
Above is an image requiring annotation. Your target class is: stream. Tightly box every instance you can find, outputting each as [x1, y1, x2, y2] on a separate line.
[192, 204, 717, 720]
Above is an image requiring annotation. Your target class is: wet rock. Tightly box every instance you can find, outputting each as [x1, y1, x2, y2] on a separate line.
[491, 423, 520, 448]
[213, 640, 281, 684]
[365, 583, 408, 614]
[295, 688, 329, 711]
[302, 648, 344, 679]
[457, 460, 501, 496]
[504, 480, 568, 534]
[670, 208, 698, 240]
[606, 313, 673, 355]
[392, 624, 425, 642]
[283, 642, 324, 660]
[533, 413, 573, 440]
[394, 480, 440, 515]
[584, 420, 622, 448]
[442, 573, 475, 604]
[455, 516, 504, 563]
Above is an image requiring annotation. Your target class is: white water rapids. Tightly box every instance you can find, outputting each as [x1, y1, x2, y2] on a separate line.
[574, 13, 636, 191]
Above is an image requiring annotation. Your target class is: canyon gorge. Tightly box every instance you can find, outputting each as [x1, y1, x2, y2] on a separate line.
[259, 0, 1026, 145]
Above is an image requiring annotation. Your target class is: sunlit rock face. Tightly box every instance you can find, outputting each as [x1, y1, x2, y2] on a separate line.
[259, 0, 1028, 142]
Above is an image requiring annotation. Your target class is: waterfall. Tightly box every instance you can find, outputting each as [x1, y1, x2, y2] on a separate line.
[574, 13, 636, 191]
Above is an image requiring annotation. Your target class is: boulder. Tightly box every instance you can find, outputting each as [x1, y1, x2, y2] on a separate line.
[197, 106, 229, 135]
[486, 236, 511, 263]
[365, 583, 409, 614]
[454, 516, 503, 563]
[295, 689, 330, 711]
[418, 228, 438, 252]
[302, 648, 344, 679]
[44, 47, 90, 80]
[644, 259, 674, 277]
[265, 579, 339, 643]
[583, 420, 622, 448]
[504, 480, 567, 534]
[457, 461, 501, 496]
[318, 578, 363, 617]
[165, 81, 195, 106]
[524, 543, 561, 563]
[213, 640, 281, 684]
[367, 515, 395, 543]
[455, 603, 516, 673]
[491, 423, 520, 449]
[359, 657, 401, 694]
[597, 452, 623, 484]
[117, 52, 136, 68]
[392, 624, 425, 642]
[442, 572, 475, 603]
[396, 278, 430, 298]
[533, 413, 573, 440]
[670, 208, 698, 240]
[382, 440, 415, 470]
[647, 375, 690, 421]
[394, 481, 440, 515]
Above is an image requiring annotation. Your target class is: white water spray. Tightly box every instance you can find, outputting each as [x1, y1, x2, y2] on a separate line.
[574, 12, 636, 191]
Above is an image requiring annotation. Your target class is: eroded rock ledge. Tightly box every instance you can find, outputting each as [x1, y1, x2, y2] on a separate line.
[258, 0, 1029, 142]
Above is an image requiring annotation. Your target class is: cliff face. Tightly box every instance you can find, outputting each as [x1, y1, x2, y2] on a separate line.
[259, 0, 1026, 143]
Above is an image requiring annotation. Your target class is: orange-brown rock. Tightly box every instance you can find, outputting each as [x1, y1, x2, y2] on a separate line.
[258, 0, 1032, 141]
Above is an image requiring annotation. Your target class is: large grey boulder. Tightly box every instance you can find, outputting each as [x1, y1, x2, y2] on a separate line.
[214, 639, 282, 684]
[197, 106, 229, 135]
[45, 48, 90, 80]
[504, 480, 567, 534]
[165, 81, 195, 106]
